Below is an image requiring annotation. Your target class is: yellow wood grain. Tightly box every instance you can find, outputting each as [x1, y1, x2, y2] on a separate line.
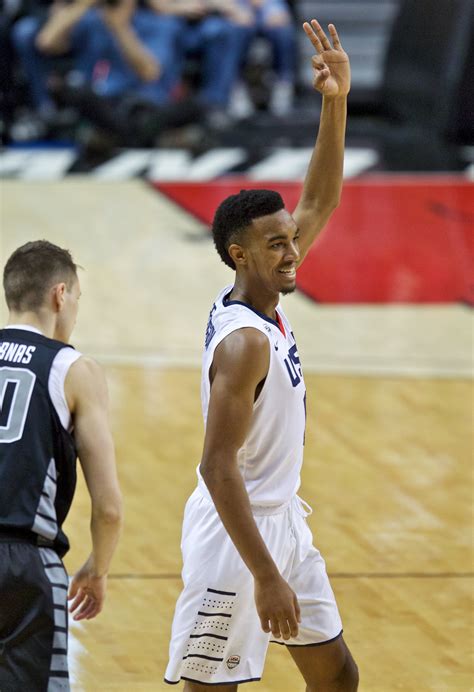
[63, 368, 473, 691]
[2, 180, 472, 689]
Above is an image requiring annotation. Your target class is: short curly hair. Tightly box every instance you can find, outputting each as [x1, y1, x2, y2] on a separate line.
[212, 189, 285, 269]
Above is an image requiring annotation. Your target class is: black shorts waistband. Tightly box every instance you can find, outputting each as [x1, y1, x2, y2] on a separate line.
[0, 526, 55, 549]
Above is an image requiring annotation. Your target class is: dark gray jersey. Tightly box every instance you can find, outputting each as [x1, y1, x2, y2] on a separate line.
[0, 329, 77, 556]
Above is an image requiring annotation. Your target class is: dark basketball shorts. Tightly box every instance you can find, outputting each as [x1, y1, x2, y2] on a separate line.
[0, 542, 70, 691]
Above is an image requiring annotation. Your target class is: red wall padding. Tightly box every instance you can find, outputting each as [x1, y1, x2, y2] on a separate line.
[154, 177, 474, 305]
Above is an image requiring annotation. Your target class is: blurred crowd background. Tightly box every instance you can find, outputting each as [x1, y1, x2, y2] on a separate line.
[1, 0, 473, 169]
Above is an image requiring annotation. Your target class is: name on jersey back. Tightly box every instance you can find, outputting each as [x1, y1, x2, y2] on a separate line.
[0, 341, 36, 364]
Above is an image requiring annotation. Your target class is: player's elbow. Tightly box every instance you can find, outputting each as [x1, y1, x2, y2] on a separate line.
[330, 193, 342, 211]
[315, 197, 341, 230]
[200, 456, 237, 492]
[92, 493, 123, 527]
[331, 192, 342, 210]
[200, 460, 217, 488]
[319, 195, 341, 218]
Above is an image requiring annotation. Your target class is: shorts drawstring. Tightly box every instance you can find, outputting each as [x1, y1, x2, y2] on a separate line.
[295, 496, 313, 518]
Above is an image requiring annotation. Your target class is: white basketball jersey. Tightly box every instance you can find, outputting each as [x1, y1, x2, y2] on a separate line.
[198, 285, 307, 507]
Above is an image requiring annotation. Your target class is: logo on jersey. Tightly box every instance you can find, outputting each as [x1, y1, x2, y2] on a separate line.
[284, 343, 302, 387]
[226, 655, 240, 669]
[204, 304, 217, 349]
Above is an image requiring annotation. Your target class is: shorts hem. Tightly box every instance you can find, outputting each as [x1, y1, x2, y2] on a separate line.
[164, 675, 262, 686]
[271, 629, 343, 648]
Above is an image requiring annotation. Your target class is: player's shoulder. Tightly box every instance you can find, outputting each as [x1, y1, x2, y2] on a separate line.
[221, 326, 269, 350]
[64, 355, 109, 411]
[214, 327, 269, 378]
[66, 355, 107, 392]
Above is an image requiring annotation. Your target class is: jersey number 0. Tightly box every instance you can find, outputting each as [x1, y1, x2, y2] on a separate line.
[0, 367, 36, 443]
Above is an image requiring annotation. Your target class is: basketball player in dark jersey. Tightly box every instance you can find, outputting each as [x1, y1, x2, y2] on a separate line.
[0, 240, 123, 691]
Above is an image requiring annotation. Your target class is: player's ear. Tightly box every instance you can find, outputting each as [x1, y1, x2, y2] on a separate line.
[51, 282, 67, 312]
[228, 243, 247, 267]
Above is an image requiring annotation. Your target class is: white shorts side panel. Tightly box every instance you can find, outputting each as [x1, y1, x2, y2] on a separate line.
[272, 502, 342, 646]
[165, 490, 342, 686]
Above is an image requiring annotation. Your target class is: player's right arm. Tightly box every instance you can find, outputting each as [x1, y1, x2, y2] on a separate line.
[64, 356, 123, 621]
[200, 328, 301, 640]
[292, 21, 350, 263]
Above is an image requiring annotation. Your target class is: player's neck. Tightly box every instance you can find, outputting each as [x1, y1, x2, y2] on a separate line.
[7, 310, 55, 339]
[229, 280, 279, 321]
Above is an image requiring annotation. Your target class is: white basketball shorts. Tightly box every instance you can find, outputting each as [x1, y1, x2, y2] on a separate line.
[164, 488, 342, 686]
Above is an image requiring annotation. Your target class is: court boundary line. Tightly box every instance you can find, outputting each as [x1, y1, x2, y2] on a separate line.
[89, 352, 473, 378]
[107, 572, 474, 580]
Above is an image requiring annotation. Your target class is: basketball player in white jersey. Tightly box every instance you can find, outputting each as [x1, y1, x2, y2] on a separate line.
[165, 20, 358, 690]
[0, 240, 122, 690]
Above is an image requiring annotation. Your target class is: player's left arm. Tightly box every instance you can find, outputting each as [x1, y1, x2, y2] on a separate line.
[293, 20, 351, 265]
[64, 356, 123, 621]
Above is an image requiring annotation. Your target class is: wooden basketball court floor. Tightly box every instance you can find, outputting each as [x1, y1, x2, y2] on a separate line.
[1, 180, 473, 691]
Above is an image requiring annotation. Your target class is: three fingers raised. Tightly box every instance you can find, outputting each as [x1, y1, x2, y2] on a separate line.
[303, 19, 342, 53]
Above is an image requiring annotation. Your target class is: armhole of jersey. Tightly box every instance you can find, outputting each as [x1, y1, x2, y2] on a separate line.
[48, 348, 82, 431]
[206, 323, 271, 400]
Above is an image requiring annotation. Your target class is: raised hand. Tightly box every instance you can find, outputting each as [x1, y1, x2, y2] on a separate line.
[303, 20, 351, 98]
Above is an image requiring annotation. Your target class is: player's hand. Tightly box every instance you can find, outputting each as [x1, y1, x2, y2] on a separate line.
[254, 574, 301, 640]
[303, 19, 351, 98]
[68, 555, 107, 621]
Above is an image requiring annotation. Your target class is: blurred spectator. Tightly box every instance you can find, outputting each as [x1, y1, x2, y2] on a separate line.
[231, 0, 297, 118]
[148, 1, 254, 127]
[11, 0, 199, 145]
[0, 1, 18, 139]
[0, 0, 47, 141]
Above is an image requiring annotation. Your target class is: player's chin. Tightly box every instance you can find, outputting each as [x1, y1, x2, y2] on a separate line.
[280, 282, 297, 296]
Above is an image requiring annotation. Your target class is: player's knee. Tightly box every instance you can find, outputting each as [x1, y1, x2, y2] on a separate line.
[344, 653, 359, 690]
[307, 649, 359, 692]
[333, 650, 359, 691]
